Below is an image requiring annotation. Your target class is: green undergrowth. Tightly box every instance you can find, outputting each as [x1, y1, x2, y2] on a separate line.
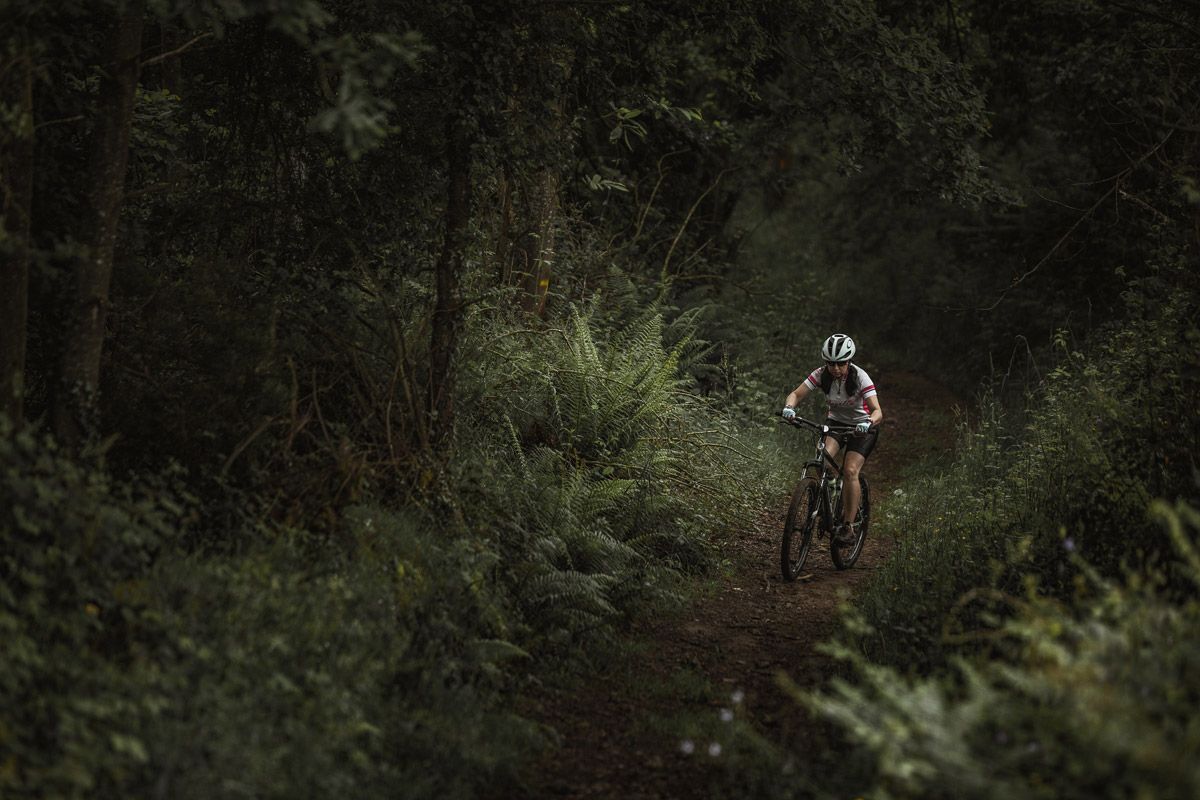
[806, 501, 1200, 800]
[0, 428, 540, 799]
[455, 303, 784, 658]
[1, 301, 782, 799]
[854, 279, 1200, 672]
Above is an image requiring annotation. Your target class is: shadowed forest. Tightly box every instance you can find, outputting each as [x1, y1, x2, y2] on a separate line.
[2, 1, 1199, 798]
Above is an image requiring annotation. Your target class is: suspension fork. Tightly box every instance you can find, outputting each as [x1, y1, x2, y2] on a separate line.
[817, 452, 843, 532]
[804, 459, 831, 533]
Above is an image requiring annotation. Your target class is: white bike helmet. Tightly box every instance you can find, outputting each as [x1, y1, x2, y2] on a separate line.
[821, 333, 856, 363]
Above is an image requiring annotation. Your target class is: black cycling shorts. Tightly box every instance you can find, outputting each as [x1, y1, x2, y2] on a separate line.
[824, 419, 879, 459]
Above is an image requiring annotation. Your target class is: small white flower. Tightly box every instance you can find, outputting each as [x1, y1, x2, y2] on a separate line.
[679, 739, 695, 755]
[731, 689, 745, 705]
[707, 742, 722, 757]
[719, 708, 734, 723]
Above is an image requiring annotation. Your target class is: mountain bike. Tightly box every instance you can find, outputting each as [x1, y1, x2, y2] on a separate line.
[778, 415, 872, 580]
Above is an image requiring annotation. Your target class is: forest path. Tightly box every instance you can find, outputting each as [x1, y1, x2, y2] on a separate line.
[514, 370, 963, 799]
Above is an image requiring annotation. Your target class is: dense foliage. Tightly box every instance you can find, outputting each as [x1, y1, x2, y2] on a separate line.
[3, 0, 1199, 797]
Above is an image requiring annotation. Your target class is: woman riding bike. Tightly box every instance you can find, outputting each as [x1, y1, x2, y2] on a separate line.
[781, 333, 883, 545]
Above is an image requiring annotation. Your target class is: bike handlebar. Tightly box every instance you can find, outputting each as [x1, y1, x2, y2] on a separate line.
[776, 413, 870, 435]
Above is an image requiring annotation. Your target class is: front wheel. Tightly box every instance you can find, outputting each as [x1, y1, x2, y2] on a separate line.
[781, 478, 820, 581]
[831, 475, 870, 570]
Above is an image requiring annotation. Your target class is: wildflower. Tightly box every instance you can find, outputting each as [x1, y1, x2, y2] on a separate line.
[1063, 537, 1076, 553]
[679, 739, 695, 755]
[708, 742, 722, 757]
[719, 708, 733, 723]
[730, 689, 745, 705]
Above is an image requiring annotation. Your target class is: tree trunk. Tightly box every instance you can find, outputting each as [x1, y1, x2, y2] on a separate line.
[52, 1, 145, 447]
[516, 168, 560, 317]
[513, 32, 572, 318]
[0, 44, 34, 429]
[493, 164, 515, 287]
[158, 23, 183, 95]
[428, 113, 472, 450]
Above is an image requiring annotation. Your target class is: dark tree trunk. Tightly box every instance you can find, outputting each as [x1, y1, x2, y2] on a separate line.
[158, 23, 183, 95]
[428, 114, 472, 450]
[0, 45, 34, 429]
[52, 1, 145, 447]
[514, 37, 571, 318]
[493, 164, 515, 287]
[516, 168, 560, 317]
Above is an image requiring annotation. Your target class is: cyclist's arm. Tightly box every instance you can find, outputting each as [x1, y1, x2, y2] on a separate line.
[784, 382, 811, 409]
[866, 394, 883, 426]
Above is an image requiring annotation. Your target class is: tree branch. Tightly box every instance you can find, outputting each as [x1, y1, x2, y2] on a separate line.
[972, 184, 1116, 312]
[34, 114, 85, 130]
[1106, 1, 1200, 39]
[943, 131, 1179, 313]
[660, 167, 734, 282]
[140, 32, 213, 68]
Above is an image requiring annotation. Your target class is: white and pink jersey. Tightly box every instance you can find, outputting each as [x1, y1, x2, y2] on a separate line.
[802, 364, 878, 425]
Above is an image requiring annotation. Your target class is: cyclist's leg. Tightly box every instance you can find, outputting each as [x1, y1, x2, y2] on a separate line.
[822, 435, 841, 476]
[841, 451, 866, 525]
[841, 427, 878, 525]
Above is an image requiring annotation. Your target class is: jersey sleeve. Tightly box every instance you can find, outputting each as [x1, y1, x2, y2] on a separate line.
[858, 368, 877, 399]
[802, 368, 822, 392]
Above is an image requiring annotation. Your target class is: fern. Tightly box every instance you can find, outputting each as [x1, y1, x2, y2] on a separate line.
[455, 298, 772, 658]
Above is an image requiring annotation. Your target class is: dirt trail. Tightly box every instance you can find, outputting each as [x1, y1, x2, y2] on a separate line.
[516, 371, 963, 799]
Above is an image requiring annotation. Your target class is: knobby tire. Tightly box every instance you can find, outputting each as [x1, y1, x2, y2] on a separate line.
[781, 477, 820, 581]
[830, 475, 870, 570]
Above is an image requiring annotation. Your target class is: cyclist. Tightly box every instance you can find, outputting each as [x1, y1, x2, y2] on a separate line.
[781, 333, 883, 545]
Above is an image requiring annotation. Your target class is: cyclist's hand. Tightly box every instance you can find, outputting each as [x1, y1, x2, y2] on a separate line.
[855, 421, 871, 433]
[781, 406, 796, 420]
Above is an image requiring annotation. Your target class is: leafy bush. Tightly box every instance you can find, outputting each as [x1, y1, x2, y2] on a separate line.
[1, 426, 184, 797]
[142, 505, 541, 800]
[805, 501, 1200, 800]
[0, 427, 539, 799]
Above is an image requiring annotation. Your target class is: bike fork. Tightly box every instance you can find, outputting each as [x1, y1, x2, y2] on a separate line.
[817, 485, 833, 536]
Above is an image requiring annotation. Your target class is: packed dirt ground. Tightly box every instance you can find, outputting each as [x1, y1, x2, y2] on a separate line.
[515, 370, 964, 799]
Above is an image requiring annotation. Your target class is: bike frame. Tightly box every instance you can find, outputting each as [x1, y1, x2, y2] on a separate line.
[784, 416, 856, 533]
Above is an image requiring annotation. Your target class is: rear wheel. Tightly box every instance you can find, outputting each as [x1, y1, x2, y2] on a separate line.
[831, 475, 870, 570]
[781, 478, 820, 581]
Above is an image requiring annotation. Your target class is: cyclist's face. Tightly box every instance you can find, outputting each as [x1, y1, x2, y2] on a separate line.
[825, 360, 849, 378]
